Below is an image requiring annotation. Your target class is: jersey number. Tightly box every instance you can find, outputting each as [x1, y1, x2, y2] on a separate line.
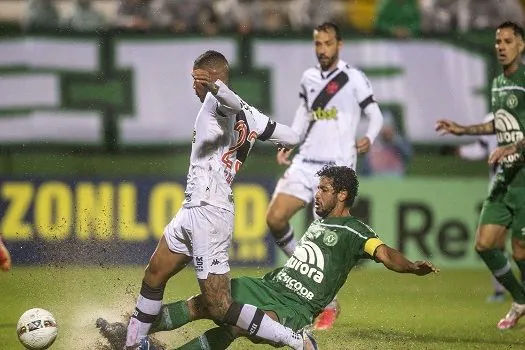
[222, 120, 257, 183]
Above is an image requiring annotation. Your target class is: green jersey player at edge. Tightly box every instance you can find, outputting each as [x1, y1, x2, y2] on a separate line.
[98, 165, 438, 350]
[436, 21, 525, 330]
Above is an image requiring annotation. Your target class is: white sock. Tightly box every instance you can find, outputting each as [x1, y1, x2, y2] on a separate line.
[125, 295, 162, 346]
[236, 304, 303, 349]
[276, 226, 298, 257]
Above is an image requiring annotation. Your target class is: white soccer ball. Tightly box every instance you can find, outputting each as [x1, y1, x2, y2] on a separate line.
[17, 308, 58, 350]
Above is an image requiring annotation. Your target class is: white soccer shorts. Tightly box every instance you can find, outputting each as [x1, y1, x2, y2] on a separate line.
[163, 205, 233, 279]
[273, 163, 319, 204]
[273, 157, 357, 204]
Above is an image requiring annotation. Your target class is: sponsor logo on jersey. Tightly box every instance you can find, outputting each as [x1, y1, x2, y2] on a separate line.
[312, 106, 338, 120]
[284, 241, 325, 283]
[494, 109, 524, 166]
[275, 270, 315, 300]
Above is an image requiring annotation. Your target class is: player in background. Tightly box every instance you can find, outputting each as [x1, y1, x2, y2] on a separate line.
[121, 50, 320, 350]
[265, 22, 384, 330]
[98, 165, 438, 350]
[457, 113, 508, 303]
[0, 236, 12, 271]
[436, 21, 525, 329]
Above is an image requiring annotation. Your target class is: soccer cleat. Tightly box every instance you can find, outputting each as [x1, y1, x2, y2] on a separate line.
[313, 299, 340, 331]
[96, 317, 127, 350]
[300, 329, 319, 350]
[497, 302, 525, 330]
[0, 236, 12, 272]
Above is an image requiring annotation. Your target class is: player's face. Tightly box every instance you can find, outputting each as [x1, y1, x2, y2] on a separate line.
[314, 176, 339, 217]
[495, 28, 524, 66]
[314, 29, 341, 71]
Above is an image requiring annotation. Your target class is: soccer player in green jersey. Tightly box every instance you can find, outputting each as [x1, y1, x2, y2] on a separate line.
[97, 165, 438, 350]
[436, 21, 525, 329]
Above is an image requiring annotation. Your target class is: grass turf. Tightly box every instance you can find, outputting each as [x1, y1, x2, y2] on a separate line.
[1, 266, 524, 349]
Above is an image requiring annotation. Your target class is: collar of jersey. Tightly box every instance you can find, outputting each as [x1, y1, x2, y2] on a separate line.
[317, 59, 346, 79]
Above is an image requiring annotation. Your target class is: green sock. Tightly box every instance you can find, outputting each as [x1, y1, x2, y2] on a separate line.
[514, 259, 525, 286]
[150, 300, 190, 333]
[478, 249, 525, 304]
[175, 327, 235, 350]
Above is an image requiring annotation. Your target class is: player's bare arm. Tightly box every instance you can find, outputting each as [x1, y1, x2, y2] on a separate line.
[436, 119, 495, 136]
[374, 244, 439, 276]
[488, 137, 525, 164]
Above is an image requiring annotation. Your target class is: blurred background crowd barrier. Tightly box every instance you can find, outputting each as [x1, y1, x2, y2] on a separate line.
[1, 0, 521, 268]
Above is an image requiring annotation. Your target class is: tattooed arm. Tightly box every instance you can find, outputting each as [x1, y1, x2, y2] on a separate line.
[463, 120, 495, 135]
[488, 137, 525, 165]
[436, 119, 495, 136]
[517, 138, 525, 153]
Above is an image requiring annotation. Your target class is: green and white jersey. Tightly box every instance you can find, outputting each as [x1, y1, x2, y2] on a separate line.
[491, 65, 525, 192]
[264, 216, 384, 316]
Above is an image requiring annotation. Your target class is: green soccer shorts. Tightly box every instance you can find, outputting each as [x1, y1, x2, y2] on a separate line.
[479, 187, 525, 239]
[231, 276, 313, 331]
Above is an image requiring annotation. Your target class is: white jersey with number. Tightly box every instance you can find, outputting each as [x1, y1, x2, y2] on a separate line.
[291, 59, 378, 168]
[183, 81, 277, 213]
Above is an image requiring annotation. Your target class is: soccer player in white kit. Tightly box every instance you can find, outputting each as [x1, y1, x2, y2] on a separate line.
[123, 50, 318, 350]
[266, 22, 384, 330]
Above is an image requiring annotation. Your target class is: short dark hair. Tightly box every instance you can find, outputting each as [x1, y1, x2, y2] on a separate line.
[316, 165, 359, 207]
[314, 22, 342, 41]
[497, 21, 525, 39]
[193, 50, 229, 70]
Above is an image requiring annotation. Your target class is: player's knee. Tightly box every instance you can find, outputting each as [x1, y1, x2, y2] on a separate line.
[475, 239, 492, 252]
[475, 227, 500, 251]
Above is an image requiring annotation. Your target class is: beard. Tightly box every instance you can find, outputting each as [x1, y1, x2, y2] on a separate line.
[318, 55, 337, 71]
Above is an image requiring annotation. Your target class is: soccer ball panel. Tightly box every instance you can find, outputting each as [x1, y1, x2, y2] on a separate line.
[17, 308, 58, 350]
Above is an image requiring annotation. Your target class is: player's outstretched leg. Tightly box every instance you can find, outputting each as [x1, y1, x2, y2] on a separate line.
[476, 225, 525, 328]
[498, 238, 525, 329]
[0, 235, 12, 272]
[300, 328, 319, 350]
[266, 193, 305, 257]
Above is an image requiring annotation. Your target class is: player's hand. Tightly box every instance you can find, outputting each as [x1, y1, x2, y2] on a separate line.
[411, 260, 439, 276]
[435, 119, 466, 136]
[276, 148, 293, 165]
[192, 69, 218, 94]
[356, 137, 371, 154]
[488, 144, 517, 165]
